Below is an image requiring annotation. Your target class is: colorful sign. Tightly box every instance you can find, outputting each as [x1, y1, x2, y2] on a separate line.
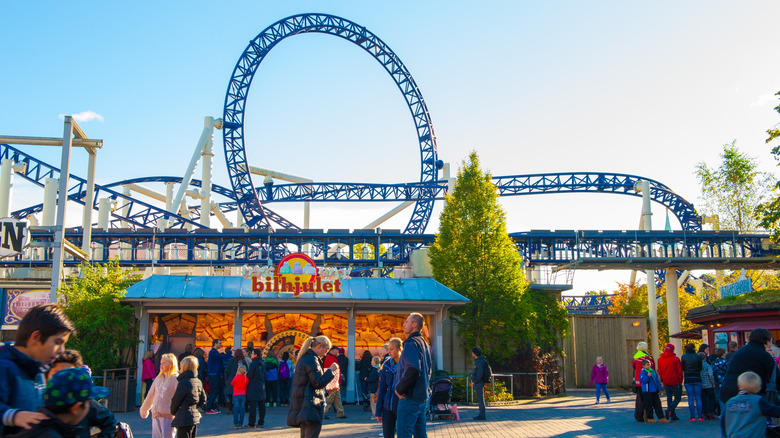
[0, 218, 29, 259]
[3, 289, 49, 325]
[250, 253, 344, 296]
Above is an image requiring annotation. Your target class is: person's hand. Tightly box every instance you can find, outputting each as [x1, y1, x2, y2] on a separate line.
[329, 363, 338, 371]
[376, 415, 382, 423]
[395, 390, 405, 399]
[140, 409, 149, 419]
[13, 411, 48, 429]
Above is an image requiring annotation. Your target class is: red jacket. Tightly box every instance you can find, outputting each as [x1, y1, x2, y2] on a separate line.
[632, 351, 654, 387]
[657, 351, 683, 386]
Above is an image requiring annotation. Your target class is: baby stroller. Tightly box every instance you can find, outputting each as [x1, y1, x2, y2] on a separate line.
[427, 370, 458, 421]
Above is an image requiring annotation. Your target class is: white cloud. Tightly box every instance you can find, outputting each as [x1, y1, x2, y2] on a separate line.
[750, 91, 779, 107]
[57, 111, 105, 122]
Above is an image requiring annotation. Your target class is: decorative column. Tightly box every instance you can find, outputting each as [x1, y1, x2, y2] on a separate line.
[347, 307, 356, 403]
[233, 307, 243, 350]
[135, 308, 149, 405]
[433, 309, 444, 370]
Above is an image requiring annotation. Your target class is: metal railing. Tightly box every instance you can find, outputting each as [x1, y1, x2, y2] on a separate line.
[448, 371, 563, 404]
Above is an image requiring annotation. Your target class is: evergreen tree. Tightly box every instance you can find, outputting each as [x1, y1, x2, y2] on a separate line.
[429, 151, 566, 362]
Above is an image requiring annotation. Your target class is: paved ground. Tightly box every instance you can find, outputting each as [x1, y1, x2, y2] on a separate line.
[116, 389, 722, 437]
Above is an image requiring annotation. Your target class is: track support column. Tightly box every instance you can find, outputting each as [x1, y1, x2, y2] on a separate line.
[666, 269, 681, 352]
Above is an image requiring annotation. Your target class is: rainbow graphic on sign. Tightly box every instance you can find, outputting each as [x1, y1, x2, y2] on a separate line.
[251, 253, 341, 296]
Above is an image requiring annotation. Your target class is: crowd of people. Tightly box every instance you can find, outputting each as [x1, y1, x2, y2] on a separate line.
[0, 306, 442, 438]
[615, 328, 780, 437]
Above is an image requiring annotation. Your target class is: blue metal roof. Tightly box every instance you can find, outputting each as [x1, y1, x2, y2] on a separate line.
[125, 276, 469, 304]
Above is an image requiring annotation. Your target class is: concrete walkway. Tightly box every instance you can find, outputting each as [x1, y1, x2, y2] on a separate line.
[116, 389, 721, 437]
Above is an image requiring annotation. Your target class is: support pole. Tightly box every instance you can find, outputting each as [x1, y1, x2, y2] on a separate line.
[200, 117, 214, 227]
[0, 159, 13, 217]
[81, 151, 97, 255]
[42, 178, 58, 226]
[666, 268, 682, 352]
[635, 180, 659, 360]
[50, 117, 74, 303]
[347, 307, 356, 404]
[171, 118, 213, 222]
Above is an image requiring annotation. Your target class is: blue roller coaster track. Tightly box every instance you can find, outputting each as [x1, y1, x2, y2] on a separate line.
[8, 12, 768, 297]
[6, 142, 700, 234]
[222, 13, 440, 233]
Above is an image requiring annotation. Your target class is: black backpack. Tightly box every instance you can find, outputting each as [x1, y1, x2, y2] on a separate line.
[482, 358, 493, 382]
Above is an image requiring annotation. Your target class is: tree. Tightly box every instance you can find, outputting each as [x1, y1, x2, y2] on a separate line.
[428, 151, 567, 363]
[696, 141, 773, 233]
[609, 282, 710, 352]
[757, 91, 780, 238]
[59, 259, 142, 375]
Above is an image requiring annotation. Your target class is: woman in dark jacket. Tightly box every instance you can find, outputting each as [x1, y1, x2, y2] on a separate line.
[680, 343, 703, 421]
[287, 335, 338, 438]
[375, 337, 401, 438]
[246, 349, 266, 428]
[224, 349, 246, 413]
[171, 357, 207, 438]
[720, 328, 776, 402]
[356, 350, 373, 405]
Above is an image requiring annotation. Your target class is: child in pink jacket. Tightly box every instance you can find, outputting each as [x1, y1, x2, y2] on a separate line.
[590, 356, 610, 404]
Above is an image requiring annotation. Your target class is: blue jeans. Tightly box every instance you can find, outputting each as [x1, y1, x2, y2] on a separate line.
[595, 383, 610, 403]
[232, 394, 246, 426]
[396, 397, 427, 438]
[684, 382, 703, 419]
[665, 384, 682, 416]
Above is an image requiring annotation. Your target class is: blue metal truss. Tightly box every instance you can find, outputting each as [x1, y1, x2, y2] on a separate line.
[257, 172, 701, 231]
[1, 144, 205, 229]
[6, 228, 775, 270]
[562, 294, 613, 314]
[222, 13, 439, 233]
[492, 173, 701, 231]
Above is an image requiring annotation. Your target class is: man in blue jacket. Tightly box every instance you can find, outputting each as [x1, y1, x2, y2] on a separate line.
[204, 339, 224, 414]
[394, 313, 431, 438]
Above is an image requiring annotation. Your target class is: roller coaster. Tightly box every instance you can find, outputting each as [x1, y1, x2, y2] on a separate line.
[1, 13, 776, 290]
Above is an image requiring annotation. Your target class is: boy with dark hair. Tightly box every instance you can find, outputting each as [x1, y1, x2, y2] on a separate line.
[8, 367, 110, 438]
[47, 350, 117, 438]
[0, 304, 75, 435]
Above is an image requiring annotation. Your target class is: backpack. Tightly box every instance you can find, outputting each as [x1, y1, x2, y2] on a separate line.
[279, 360, 290, 379]
[482, 358, 493, 382]
[113, 422, 134, 438]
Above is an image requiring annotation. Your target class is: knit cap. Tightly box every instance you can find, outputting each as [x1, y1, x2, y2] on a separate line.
[45, 367, 110, 408]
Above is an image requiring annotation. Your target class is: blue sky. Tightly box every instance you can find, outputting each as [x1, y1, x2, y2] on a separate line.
[1, 2, 779, 293]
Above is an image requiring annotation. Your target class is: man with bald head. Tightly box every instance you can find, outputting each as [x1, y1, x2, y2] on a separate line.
[394, 313, 432, 438]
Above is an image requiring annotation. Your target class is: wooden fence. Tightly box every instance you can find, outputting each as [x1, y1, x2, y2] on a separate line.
[563, 314, 647, 389]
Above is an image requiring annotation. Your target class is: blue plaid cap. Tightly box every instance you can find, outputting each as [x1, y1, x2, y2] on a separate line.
[44, 367, 111, 407]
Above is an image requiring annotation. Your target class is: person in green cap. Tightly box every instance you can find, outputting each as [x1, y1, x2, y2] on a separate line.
[8, 367, 110, 438]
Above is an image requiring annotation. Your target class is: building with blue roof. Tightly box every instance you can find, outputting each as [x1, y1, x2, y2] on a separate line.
[124, 273, 469, 404]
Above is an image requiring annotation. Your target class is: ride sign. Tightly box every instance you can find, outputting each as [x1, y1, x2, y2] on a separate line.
[0, 218, 29, 259]
[251, 253, 343, 296]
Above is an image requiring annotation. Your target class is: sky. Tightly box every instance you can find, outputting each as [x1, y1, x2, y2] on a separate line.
[1, 2, 779, 294]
